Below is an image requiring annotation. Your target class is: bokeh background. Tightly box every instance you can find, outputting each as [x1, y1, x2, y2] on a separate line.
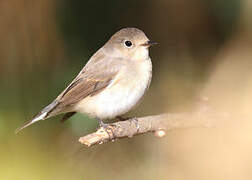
[1, 0, 252, 179]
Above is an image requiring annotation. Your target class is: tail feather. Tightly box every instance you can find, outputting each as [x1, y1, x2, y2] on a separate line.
[15, 112, 47, 134]
[15, 101, 59, 134]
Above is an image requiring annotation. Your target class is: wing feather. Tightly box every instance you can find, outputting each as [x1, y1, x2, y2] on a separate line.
[49, 49, 122, 114]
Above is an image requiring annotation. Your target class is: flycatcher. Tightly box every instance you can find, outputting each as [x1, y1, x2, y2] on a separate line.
[16, 27, 157, 133]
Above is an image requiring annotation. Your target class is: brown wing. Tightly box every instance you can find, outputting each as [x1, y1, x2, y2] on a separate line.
[58, 78, 112, 122]
[48, 48, 122, 115]
[57, 76, 113, 109]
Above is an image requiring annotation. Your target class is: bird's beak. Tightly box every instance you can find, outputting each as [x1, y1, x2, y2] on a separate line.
[141, 40, 158, 47]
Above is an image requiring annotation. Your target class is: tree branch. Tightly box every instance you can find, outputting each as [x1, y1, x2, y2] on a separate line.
[79, 106, 229, 147]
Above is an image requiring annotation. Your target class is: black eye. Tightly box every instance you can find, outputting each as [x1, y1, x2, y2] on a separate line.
[124, 40, 132, 47]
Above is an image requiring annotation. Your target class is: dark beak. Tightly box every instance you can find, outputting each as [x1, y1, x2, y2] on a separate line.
[141, 40, 158, 47]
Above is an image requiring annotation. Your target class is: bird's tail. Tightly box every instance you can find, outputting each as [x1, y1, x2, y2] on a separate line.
[15, 101, 59, 134]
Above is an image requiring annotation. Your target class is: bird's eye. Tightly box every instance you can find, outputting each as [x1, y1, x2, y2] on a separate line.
[124, 40, 133, 48]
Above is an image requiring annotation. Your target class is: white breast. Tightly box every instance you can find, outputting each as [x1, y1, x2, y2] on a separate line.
[75, 58, 152, 119]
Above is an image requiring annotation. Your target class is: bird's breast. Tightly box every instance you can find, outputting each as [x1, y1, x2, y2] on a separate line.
[75, 58, 152, 119]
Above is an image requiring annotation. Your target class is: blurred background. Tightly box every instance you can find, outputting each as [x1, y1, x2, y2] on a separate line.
[1, 0, 252, 179]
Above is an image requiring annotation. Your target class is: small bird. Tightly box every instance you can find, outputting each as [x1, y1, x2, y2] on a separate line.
[16, 27, 157, 133]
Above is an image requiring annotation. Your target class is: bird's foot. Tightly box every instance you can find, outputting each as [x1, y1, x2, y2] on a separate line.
[97, 119, 116, 140]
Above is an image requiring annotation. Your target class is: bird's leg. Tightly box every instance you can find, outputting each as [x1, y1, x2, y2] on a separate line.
[97, 118, 108, 128]
[96, 118, 115, 140]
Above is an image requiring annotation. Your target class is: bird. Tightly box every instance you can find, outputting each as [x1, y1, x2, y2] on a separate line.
[15, 27, 157, 133]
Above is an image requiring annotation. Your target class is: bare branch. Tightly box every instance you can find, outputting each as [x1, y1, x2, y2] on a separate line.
[79, 107, 229, 147]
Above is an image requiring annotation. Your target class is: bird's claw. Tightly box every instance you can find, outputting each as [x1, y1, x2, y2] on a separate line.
[98, 119, 116, 140]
